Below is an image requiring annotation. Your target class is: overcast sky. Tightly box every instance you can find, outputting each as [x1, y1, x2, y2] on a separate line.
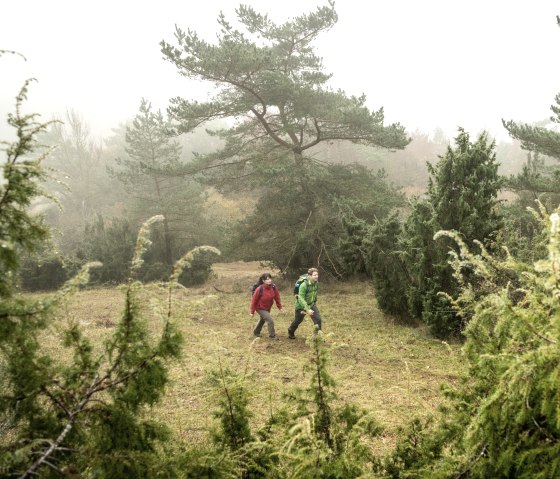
[1, 1, 559, 143]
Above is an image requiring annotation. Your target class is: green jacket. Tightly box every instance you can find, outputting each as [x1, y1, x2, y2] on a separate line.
[295, 278, 318, 311]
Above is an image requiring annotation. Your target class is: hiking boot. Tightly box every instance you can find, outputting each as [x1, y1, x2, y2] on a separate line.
[253, 330, 261, 337]
[269, 335, 280, 341]
[288, 330, 296, 339]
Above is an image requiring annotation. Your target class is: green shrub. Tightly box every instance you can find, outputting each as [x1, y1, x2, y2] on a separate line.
[19, 250, 79, 291]
[177, 251, 215, 287]
[381, 210, 560, 478]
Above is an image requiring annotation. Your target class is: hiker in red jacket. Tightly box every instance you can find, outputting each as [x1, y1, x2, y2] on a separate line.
[250, 273, 283, 339]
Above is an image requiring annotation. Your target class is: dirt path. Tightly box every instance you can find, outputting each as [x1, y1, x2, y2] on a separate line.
[203, 261, 282, 293]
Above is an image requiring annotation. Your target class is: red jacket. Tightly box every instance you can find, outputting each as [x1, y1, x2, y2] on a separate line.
[250, 284, 282, 314]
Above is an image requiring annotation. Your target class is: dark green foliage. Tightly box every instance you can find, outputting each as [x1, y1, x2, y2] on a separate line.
[1, 217, 185, 479]
[233, 161, 404, 276]
[407, 129, 502, 336]
[381, 213, 560, 478]
[500, 150, 560, 265]
[361, 214, 411, 320]
[177, 247, 216, 286]
[70, 213, 217, 286]
[381, 417, 448, 479]
[77, 214, 137, 284]
[19, 249, 79, 291]
[498, 201, 548, 264]
[503, 92, 560, 160]
[257, 333, 383, 478]
[207, 364, 271, 478]
[360, 129, 502, 336]
[209, 366, 254, 452]
[335, 207, 371, 277]
[202, 333, 382, 478]
[506, 151, 560, 198]
[169, 447, 239, 478]
[161, 3, 409, 154]
[0, 77, 52, 297]
[109, 99, 210, 269]
[501, 82, 560, 271]
[427, 129, 503, 247]
[0, 75, 189, 478]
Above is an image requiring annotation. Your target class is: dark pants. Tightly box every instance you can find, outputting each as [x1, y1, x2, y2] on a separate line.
[288, 304, 322, 336]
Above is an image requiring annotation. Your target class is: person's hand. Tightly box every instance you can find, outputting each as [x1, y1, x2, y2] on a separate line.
[250, 312, 254, 318]
[279, 308, 284, 314]
[308, 309, 314, 316]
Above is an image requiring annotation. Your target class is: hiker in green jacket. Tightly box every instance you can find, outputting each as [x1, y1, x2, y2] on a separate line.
[288, 267, 321, 339]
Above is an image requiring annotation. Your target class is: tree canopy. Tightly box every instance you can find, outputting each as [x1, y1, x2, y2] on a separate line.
[503, 88, 560, 161]
[160, 2, 409, 178]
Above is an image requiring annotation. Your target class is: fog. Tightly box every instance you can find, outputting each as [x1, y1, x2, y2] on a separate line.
[1, 0, 559, 142]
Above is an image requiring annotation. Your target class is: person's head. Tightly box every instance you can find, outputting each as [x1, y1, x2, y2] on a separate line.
[308, 267, 319, 282]
[259, 272, 273, 285]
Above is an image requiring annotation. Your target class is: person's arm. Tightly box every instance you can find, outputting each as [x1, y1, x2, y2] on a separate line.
[275, 287, 283, 311]
[250, 288, 259, 316]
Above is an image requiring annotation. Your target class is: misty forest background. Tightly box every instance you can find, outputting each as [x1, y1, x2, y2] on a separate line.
[2, 3, 560, 478]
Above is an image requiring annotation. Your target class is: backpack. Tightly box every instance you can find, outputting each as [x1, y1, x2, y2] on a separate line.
[251, 282, 276, 297]
[293, 274, 309, 296]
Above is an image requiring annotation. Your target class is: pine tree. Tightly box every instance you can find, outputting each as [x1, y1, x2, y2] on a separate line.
[0, 76, 52, 297]
[361, 213, 411, 320]
[160, 3, 409, 274]
[109, 99, 207, 271]
[502, 47, 560, 262]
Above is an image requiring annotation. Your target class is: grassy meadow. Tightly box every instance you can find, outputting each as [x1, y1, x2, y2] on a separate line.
[42, 262, 466, 454]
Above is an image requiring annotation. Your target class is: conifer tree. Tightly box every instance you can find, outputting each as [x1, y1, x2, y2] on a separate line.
[273, 332, 382, 477]
[502, 55, 560, 261]
[38, 109, 122, 253]
[160, 2, 409, 273]
[0, 63, 215, 478]
[161, 3, 409, 170]
[406, 129, 502, 336]
[383, 209, 560, 478]
[361, 214, 411, 319]
[0, 77, 52, 297]
[110, 99, 207, 270]
[499, 151, 551, 265]
[362, 129, 502, 335]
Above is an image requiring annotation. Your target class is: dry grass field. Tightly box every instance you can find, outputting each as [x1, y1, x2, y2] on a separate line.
[42, 261, 466, 454]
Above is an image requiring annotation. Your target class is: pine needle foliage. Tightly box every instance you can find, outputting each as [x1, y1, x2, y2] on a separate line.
[502, 71, 560, 262]
[503, 91, 560, 161]
[382, 208, 560, 478]
[0, 73, 200, 478]
[209, 364, 254, 452]
[270, 332, 382, 478]
[204, 331, 382, 478]
[108, 99, 209, 273]
[0, 74, 54, 297]
[360, 213, 412, 320]
[365, 129, 503, 337]
[1, 216, 184, 479]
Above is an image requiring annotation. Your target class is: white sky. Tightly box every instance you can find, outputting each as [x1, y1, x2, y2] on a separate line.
[1, 0, 559, 143]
